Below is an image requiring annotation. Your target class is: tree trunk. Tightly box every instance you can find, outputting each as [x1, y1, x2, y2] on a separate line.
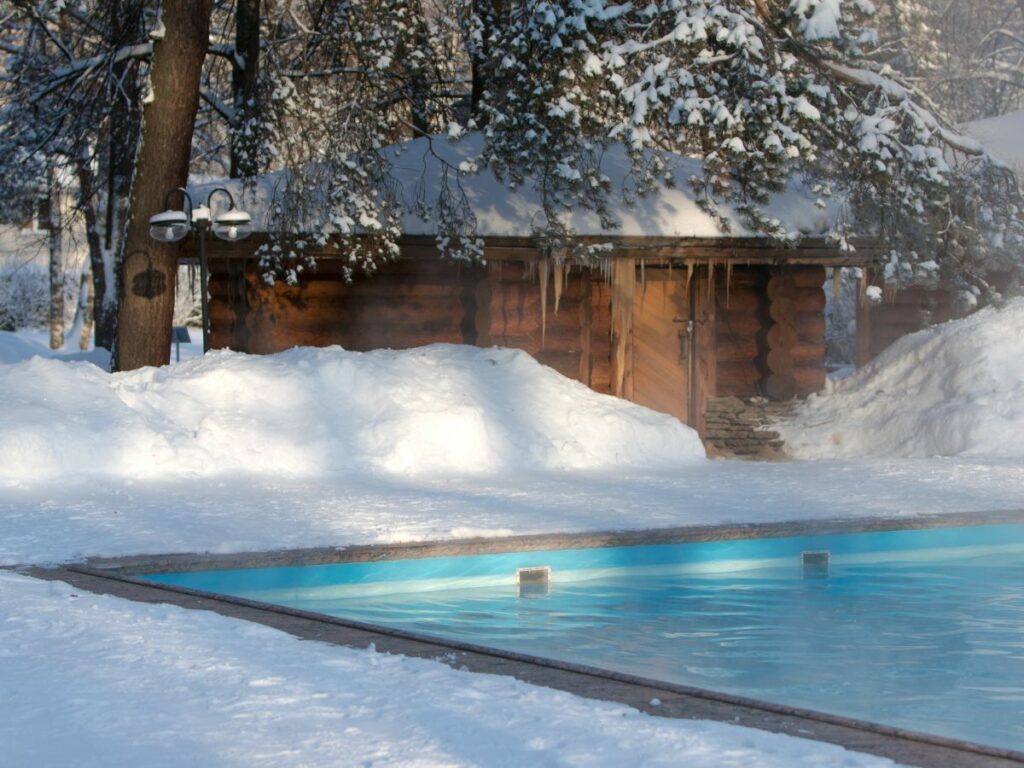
[114, 1, 212, 370]
[66, 265, 94, 352]
[47, 164, 65, 349]
[230, 0, 260, 178]
[76, 157, 117, 352]
[80, 267, 95, 351]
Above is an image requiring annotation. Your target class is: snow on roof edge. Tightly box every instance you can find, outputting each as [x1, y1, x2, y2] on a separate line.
[190, 133, 850, 242]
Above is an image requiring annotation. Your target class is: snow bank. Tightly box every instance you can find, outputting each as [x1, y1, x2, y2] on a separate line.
[0, 344, 703, 483]
[193, 133, 842, 239]
[778, 298, 1024, 458]
[0, 329, 110, 367]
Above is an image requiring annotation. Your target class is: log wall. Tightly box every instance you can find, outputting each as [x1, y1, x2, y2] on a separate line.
[205, 254, 835, 436]
[208, 257, 483, 353]
[858, 268, 1017, 365]
[714, 266, 768, 397]
[713, 265, 826, 398]
[487, 262, 591, 382]
[861, 284, 957, 361]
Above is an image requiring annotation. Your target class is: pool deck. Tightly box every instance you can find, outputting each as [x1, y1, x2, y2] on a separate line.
[19, 510, 1024, 768]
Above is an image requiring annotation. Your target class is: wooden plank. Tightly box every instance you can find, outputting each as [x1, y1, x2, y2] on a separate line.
[244, 325, 462, 352]
[715, 313, 766, 337]
[199, 232, 883, 267]
[693, 266, 717, 436]
[473, 266, 492, 347]
[791, 265, 827, 289]
[610, 258, 635, 399]
[716, 362, 763, 396]
[579, 273, 593, 385]
[630, 277, 688, 423]
[715, 338, 761, 362]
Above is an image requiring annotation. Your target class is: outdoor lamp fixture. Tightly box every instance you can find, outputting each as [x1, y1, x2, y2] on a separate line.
[148, 187, 252, 354]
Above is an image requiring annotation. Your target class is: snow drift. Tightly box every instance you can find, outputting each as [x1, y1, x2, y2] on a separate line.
[778, 298, 1024, 458]
[0, 343, 703, 483]
[0, 330, 110, 367]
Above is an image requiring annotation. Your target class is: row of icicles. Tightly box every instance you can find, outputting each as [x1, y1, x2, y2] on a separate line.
[514, 258, 867, 350]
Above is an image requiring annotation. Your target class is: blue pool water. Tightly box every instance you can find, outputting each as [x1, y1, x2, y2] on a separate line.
[145, 524, 1024, 752]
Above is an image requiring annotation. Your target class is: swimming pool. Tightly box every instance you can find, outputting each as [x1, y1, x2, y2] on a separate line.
[143, 523, 1024, 753]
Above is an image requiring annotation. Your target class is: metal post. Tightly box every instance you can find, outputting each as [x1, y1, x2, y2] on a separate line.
[197, 221, 210, 353]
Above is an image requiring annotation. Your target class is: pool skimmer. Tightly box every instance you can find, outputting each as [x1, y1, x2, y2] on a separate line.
[516, 566, 551, 597]
[801, 550, 830, 578]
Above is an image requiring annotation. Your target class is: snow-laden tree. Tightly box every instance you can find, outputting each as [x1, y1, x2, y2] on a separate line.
[463, 0, 1022, 295]
[857, 0, 1024, 125]
[0, 0, 151, 351]
[919, 0, 1024, 122]
[236, 0, 1020, 300]
[227, 0, 473, 282]
[5, 0, 1019, 364]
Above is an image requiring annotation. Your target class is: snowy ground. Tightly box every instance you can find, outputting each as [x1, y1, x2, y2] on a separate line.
[3, 459, 1022, 567]
[3, 326, 203, 366]
[3, 321, 1021, 766]
[0, 571, 893, 768]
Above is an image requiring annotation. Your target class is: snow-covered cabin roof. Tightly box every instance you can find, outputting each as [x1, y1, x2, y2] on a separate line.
[962, 111, 1024, 177]
[191, 133, 846, 241]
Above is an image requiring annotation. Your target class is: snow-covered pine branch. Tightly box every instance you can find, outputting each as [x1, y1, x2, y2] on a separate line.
[469, 0, 1021, 290]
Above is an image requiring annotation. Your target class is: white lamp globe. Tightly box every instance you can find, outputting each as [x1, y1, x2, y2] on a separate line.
[212, 209, 252, 242]
[148, 210, 190, 242]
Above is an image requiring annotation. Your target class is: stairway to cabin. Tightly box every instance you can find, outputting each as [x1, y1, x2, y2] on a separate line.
[703, 397, 795, 459]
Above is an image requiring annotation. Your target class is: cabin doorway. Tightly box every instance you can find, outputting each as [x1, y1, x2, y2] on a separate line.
[626, 265, 715, 435]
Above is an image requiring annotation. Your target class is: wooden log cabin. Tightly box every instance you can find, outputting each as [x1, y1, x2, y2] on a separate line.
[190, 136, 883, 448]
[201, 236, 880, 440]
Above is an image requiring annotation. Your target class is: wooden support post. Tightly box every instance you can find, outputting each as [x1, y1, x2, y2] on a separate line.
[226, 258, 251, 351]
[610, 258, 635, 399]
[855, 268, 873, 367]
[579, 271, 593, 385]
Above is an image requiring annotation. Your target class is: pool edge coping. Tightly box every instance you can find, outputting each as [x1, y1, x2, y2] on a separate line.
[80, 508, 1024, 574]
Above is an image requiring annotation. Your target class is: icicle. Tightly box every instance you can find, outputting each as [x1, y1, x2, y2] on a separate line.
[639, 259, 647, 306]
[725, 261, 733, 309]
[539, 258, 549, 350]
[832, 267, 842, 302]
[684, 260, 694, 297]
[707, 259, 716, 302]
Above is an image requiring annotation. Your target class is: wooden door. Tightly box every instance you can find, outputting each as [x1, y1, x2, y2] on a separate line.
[631, 273, 691, 423]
